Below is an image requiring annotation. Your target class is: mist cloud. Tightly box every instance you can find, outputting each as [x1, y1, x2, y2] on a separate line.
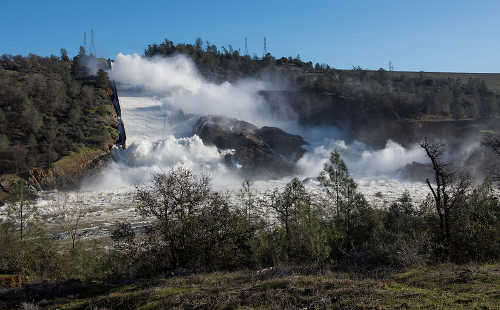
[111, 53, 271, 125]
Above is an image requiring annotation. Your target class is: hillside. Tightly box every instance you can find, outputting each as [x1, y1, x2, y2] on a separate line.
[0, 53, 119, 201]
[386, 70, 500, 93]
[1, 263, 499, 309]
[145, 39, 500, 127]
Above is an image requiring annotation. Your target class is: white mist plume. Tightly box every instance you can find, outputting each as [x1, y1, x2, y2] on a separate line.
[112, 53, 202, 93]
[87, 52, 432, 196]
[298, 139, 428, 178]
[84, 135, 241, 191]
[111, 53, 271, 125]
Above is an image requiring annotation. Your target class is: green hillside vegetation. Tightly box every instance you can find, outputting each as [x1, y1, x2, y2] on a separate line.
[2, 264, 499, 309]
[146, 38, 500, 122]
[0, 52, 117, 178]
[0, 145, 498, 309]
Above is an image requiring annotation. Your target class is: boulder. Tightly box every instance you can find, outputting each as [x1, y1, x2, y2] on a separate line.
[398, 161, 434, 182]
[193, 116, 307, 179]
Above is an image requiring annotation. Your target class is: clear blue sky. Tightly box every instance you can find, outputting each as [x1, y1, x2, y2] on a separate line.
[1, 0, 499, 73]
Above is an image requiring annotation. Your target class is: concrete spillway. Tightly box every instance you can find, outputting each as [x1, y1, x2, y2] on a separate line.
[111, 81, 126, 149]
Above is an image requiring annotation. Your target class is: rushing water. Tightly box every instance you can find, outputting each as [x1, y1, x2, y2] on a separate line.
[10, 94, 421, 239]
[22, 93, 431, 237]
[1, 54, 435, 237]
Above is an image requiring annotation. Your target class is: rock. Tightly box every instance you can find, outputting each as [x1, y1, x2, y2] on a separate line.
[255, 126, 306, 161]
[398, 162, 434, 182]
[193, 116, 307, 179]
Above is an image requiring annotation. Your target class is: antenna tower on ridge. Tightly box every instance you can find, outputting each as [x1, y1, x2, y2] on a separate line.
[90, 29, 96, 56]
[83, 32, 87, 53]
[263, 37, 267, 58]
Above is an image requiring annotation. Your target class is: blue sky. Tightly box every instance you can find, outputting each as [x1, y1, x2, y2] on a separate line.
[1, 0, 499, 72]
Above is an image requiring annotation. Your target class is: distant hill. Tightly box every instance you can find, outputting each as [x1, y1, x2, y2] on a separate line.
[145, 38, 499, 123]
[377, 70, 500, 93]
[144, 38, 499, 151]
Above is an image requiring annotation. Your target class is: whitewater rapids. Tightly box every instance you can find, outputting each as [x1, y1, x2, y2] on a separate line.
[19, 53, 436, 239]
[28, 93, 430, 240]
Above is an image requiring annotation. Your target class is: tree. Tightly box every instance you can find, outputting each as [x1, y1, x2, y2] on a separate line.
[51, 192, 87, 249]
[385, 190, 416, 234]
[451, 101, 465, 119]
[420, 139, 450, 242]
[194, 37, 203, 51]
[6, 181, 38, 240]
[266, 178, 310, 245]
[60, 48, 69, 62]
[96, 69, 109, 89]
[0, 108, 6, 132]
[238, 179, 258, 222]
[420, 138, 471, 254]
[480, 93, 497, 118]
[0, 134, 9, 151]
[318, 149, 356, 217]
[78, 46, 86, 57]
[134, 168, 255, 271]
[451, 181, 500, 261]
[263, 178, 329, 263]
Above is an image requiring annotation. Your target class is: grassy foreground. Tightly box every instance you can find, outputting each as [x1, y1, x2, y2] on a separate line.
[1, 263, 498, 310]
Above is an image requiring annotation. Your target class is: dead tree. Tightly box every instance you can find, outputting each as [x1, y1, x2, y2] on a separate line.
[52, 192, 87, 249]
[420, 139, 452, 243]
[420, 139, 473, 246]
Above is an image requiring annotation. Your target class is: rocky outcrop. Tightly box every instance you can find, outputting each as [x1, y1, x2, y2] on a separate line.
[21, 148, 111, 190]
[397, 162, 434, 182]
[259, 90, 500, 149]
[193, 116, 307, 179]
[0, 147, 112, 204]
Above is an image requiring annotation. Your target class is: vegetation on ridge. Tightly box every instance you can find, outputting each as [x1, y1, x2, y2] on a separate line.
[146, 38, 500, 124]
[0, 51, 116, 177]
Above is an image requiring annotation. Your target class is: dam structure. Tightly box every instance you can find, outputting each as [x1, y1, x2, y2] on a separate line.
[111, 80, 127, 149]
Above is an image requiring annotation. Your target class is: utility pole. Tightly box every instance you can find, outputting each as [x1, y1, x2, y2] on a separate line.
[244, 37, 248, 56]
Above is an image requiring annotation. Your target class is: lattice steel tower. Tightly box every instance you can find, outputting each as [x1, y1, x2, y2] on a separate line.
[83, 32, 87, 53]
[263, 37, 267, 58]
[90, 29, 96, 57]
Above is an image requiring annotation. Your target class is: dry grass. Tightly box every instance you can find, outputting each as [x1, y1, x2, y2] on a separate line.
[1, 263, 498, 309]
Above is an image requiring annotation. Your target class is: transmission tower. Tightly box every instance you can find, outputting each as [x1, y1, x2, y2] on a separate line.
[263, 37, 267, 58]
[83, 32, 87, 53]
[90, 29, 96, 57]
[244, 37, 248, 56]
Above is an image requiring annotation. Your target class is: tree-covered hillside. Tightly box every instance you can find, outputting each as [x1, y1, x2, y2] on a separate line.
[145, 38, 499, 122]
[0, 53, 117, 176]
